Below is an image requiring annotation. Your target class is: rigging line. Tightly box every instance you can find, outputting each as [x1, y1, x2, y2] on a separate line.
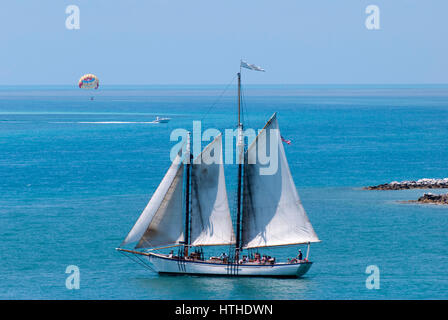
[119, 250, 152, 272]
[238, 83, 248, 139]
[199, 74, 237, 123]
[240, 83, 245, 126]
[118, 250, 156, 273]
[135, 253, 157, 273]
[241, 84, 251, 131]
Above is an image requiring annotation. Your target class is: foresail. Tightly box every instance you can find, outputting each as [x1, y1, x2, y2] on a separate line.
[121, 153, 185, 248]
[190, 134, 235, 246]
[242, 114, 319, 248]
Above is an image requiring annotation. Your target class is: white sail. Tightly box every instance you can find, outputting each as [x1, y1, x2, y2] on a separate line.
[190, 134, 235, 246]
[242, 114, 320, 248]
[121, 152, 185, 248]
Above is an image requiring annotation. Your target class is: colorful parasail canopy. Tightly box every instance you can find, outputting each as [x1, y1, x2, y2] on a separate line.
[78, 74, 99, 89]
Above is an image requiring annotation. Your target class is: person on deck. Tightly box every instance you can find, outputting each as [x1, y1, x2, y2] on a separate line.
[239, 255, 248, 264]
[219, 252, 228, 262]
[168, 250, 173, 258]
[297, 249, 303, 261]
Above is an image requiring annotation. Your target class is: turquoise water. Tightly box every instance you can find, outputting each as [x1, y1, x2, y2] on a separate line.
[1, 85, 447, 299]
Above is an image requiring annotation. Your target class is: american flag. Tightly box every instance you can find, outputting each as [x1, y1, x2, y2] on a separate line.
[281, 135, 291, 145]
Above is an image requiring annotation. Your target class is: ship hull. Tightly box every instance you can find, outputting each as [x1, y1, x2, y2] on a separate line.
[147, 253, 312, 278]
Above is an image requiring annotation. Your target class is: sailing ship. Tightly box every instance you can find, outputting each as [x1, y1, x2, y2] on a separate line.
[117, 64, 320, 277]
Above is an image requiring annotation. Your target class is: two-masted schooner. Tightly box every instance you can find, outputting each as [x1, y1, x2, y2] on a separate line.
[117, 62, 320, 277]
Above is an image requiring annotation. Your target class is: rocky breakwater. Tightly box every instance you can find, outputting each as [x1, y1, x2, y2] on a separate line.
[411, 193, 448, 205]
[364, 178, 448, 190]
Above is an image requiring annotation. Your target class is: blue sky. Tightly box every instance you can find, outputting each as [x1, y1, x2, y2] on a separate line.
[1, 0, 447, 85]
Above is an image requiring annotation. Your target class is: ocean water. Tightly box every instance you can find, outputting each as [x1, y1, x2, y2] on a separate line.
[0, 85, 447, 299]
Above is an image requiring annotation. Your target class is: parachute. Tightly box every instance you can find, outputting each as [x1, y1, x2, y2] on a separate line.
[78, 74, 99, 90]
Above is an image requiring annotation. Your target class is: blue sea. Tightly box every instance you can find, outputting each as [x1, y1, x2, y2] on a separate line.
[0, 85, 447, 299]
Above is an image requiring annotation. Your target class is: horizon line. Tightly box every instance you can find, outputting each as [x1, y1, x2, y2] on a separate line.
[1, 83, 448, 87]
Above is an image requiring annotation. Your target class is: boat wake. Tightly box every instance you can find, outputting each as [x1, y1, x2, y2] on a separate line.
[77, 121, 159, 124]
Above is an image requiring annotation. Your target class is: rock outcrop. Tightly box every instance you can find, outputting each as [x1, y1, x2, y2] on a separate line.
[364, 178, 448, 190]
[412, 193, 448, 205]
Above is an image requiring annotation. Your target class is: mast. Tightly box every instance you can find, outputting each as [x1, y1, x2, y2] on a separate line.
[235, 72, 243, 252]
[184, 133, 192, 256]
[238, 72, 241, 125]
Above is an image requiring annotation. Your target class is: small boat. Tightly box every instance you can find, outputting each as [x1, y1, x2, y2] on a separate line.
[153, 116, 171, 123]
[117, 62, 320, 278]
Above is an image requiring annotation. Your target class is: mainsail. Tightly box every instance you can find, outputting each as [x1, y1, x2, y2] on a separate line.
[121, 152, 185, 248]
[190, 134, 235, 246]
[242, 113, 320, 248]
